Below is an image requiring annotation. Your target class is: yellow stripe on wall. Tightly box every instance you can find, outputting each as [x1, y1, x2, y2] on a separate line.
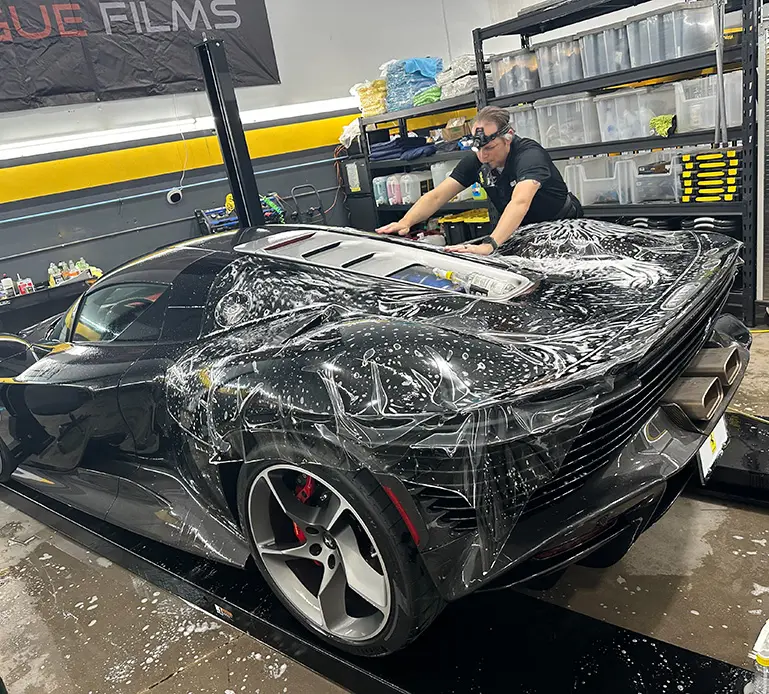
[0, 114, 354, 206]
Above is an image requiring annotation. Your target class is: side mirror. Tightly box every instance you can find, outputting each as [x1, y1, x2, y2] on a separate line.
[0, 335, 37, 379]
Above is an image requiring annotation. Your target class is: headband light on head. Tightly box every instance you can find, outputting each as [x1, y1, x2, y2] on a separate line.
[471, 123, 512, 152]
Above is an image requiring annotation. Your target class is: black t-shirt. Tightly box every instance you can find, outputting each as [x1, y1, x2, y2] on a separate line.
[450, 136, 570, 224]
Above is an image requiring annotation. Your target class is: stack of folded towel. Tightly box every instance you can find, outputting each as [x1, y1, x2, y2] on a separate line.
[369, 137, 437, 161]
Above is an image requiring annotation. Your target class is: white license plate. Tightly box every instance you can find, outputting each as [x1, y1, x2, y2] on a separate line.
[697, 415, 729, 483]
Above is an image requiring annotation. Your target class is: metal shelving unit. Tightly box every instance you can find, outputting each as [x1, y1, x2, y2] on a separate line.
[472, 0, 760, 324]
[358, 95, 490, 230]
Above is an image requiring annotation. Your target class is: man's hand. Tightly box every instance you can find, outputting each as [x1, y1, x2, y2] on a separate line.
[376, 222, 411, 236]
[445, 243, 494, 256]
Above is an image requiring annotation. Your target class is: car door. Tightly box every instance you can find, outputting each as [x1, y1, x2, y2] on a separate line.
[0, 282, 171, 480]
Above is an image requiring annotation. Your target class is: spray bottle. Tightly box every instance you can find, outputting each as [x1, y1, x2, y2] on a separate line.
[746, 619, 769, 693]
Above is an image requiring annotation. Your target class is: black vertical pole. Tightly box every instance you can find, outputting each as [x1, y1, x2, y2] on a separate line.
[195, 39, 265, 239]
[473, 28, 488, 108]
[741, 0, 759, 325]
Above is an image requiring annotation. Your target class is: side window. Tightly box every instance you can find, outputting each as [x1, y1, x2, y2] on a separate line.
[72, 283, 169, 343]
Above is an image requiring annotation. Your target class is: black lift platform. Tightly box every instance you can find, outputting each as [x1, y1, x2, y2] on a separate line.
[692, 411, 769, 508]
[0, 479, 752, 694]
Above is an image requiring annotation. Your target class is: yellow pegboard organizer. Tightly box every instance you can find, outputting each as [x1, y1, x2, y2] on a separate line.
[682, 169, 739, 179]
[681, 193, 739, 202]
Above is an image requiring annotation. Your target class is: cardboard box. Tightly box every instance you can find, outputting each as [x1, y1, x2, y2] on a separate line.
[442, 117, 471, 142]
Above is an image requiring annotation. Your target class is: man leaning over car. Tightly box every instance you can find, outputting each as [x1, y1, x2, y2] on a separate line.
[377, 106, 582, 255]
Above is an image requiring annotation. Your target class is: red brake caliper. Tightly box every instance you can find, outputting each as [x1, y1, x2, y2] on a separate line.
[292, 476, 316, 544]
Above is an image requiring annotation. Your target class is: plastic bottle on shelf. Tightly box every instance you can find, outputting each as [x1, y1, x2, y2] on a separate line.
[1, 274, 15, 297]
[400, 172, 434, 204]
[68, 259, 78, 277]
[76, 257, 88, 272]
[17, 274, 34, 295]
[58, 261, 69, 279]
[372, 177, 389, 206]
[386, 174, 403, 205]
[48, 263, 59, 287]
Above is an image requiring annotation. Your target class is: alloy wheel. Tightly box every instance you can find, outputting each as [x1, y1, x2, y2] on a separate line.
[248, 464, 391, 641]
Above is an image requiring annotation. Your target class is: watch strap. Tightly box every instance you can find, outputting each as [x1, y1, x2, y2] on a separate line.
[479, 235, 498, 251]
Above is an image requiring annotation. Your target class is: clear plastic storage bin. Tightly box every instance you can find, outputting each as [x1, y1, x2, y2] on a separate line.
[627, 1, 717, 68]
[675, 71, 742, 133]
[578, 24, 631, 77]
[627, 152, 681, 204]
[506, 104, 540, 141]
[490, 49, 539, 97]
[534, 93, 601, 149]
[594, 85, 676, 142]
[534, 38, 583, 87]
[564, 157, 634, 206]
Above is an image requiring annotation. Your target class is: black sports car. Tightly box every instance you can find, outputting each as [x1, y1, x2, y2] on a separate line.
[0, 220, 750, 656]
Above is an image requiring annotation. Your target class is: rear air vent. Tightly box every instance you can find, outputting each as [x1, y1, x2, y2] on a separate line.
[410, 484, 477, 532]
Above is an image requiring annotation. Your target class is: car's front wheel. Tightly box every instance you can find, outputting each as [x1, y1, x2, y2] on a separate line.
[237, 443, 444, 656]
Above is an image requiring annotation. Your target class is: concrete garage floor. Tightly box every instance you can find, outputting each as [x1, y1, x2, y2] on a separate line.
[0, 503, 346, 693]
[1, 336, 768, 692]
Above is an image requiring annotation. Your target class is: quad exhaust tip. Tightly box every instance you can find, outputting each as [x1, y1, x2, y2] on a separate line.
[684, 346, 741, 386]
[662, 376, 724, 422]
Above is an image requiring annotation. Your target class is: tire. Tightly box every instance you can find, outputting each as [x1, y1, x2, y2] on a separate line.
[236, 441, 444, 656]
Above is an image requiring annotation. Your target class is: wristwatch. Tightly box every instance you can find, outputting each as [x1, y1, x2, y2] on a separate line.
[477, 235, 498, 252]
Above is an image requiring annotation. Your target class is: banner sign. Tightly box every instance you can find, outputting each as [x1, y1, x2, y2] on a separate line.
[0, 1, 280, 112]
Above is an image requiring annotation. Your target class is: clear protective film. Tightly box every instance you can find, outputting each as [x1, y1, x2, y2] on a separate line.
[166, 219, 742, 592]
